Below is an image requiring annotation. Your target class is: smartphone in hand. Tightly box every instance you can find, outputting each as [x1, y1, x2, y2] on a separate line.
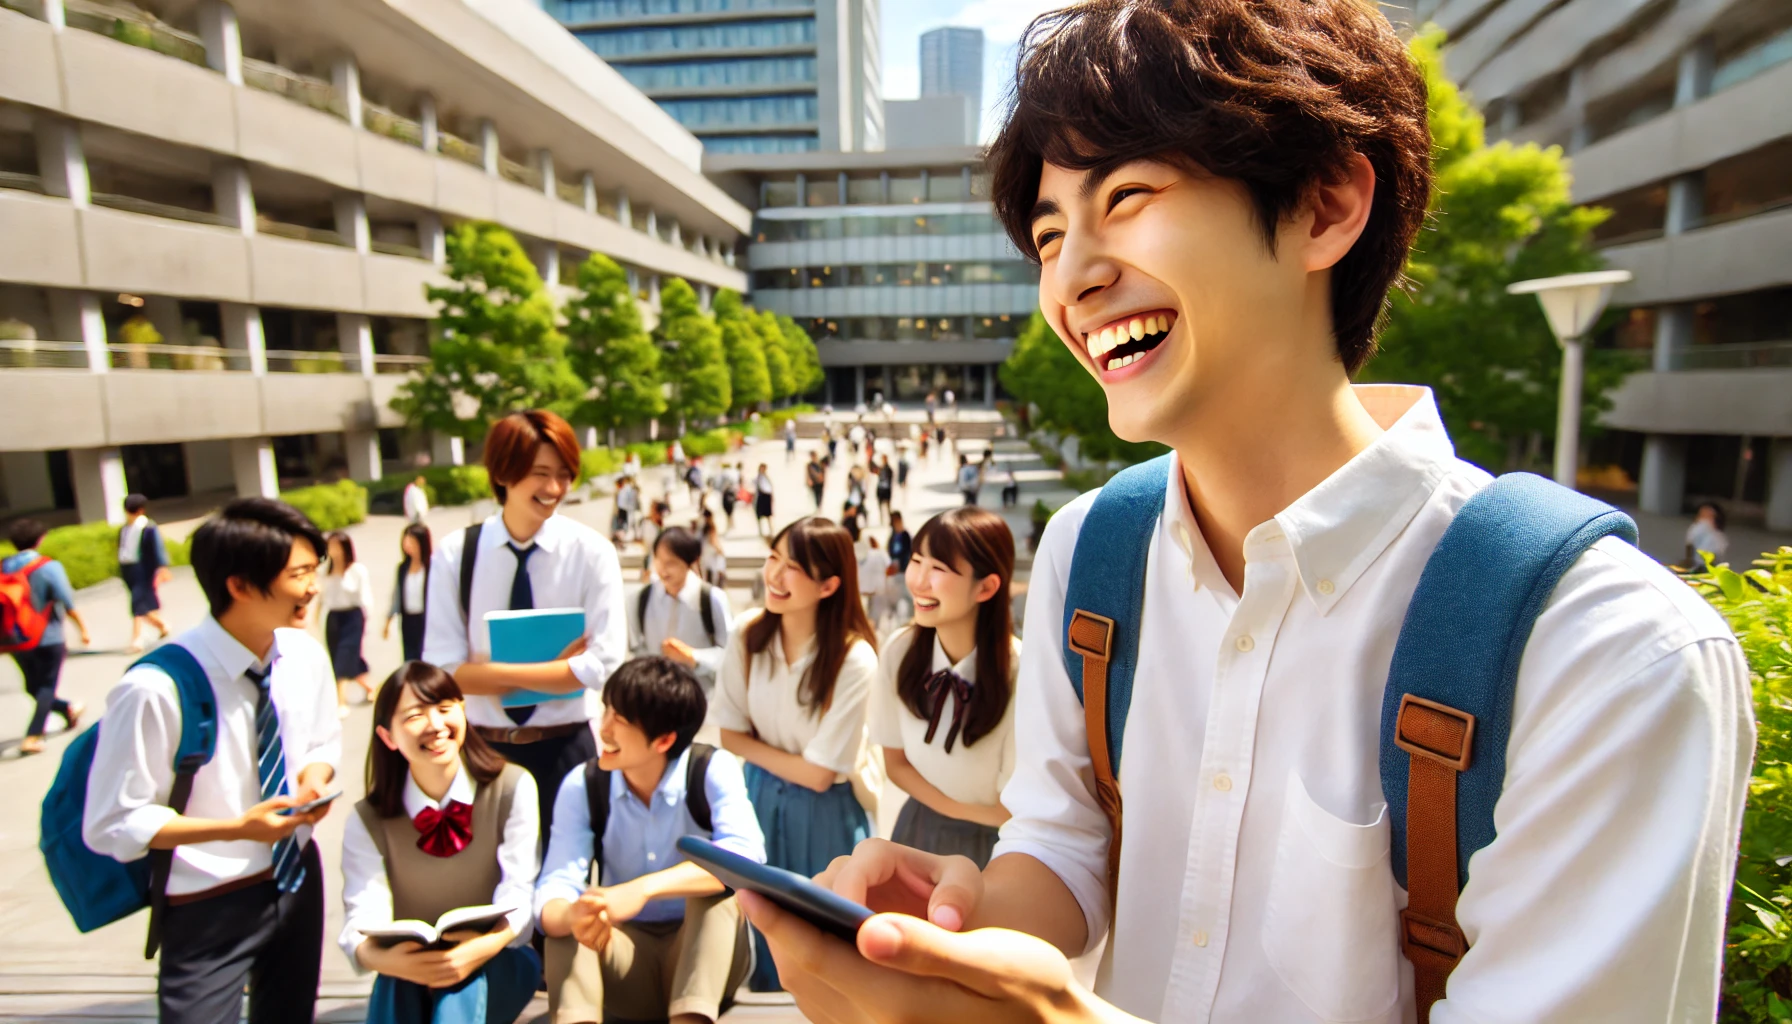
[677, 836, 872, 941]
[280, 790, 343, 816]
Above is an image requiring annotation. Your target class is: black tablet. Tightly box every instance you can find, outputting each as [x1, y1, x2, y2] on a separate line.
[676, 835, 873, 942]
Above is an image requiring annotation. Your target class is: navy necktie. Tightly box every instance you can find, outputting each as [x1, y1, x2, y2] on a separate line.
[505, 544, 537, 726]
[249, 666, 306, 892]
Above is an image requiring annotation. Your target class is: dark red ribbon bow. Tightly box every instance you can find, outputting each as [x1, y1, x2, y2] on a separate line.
[413, 800, 474, 858]
[922, 670, 975, 753]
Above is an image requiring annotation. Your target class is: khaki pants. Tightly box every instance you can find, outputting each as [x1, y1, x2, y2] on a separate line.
[546, 894, 750, 1024]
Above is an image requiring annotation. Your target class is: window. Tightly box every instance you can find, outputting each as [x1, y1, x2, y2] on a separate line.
[847, 177, 884, 204]
[750, 267, 804, 290]
[973, 314, 1017, 339]
[888, 175, 924, 204]
[805, 177, 839, 206]
[548, 0, 813, 19]
[657, 94, 819, 129]
[1712, 24, 1792, 94]
[707, 135, 819, 154]
[1702, 137, 1792, 227]
[576, 17, 817, 58]
[1590, 183, 1667, 245]
[615, 56, 817, 91]
[927, 171, 966, 203]
[761, 179, 799, 208]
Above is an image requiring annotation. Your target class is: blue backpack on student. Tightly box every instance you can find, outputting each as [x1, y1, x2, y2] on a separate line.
[1058, 454, 1636, 1022]
[39, 643, 218, 959]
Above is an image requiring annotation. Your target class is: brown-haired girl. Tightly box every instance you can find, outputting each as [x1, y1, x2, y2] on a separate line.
[341, 662, 541, 1024]
[322, 530, 374, 714]
[708, 517, 878, 991]
[382, 523, 431, 662]
[869, 507, 1018, 867]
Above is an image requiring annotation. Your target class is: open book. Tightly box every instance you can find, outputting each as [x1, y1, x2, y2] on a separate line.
[486, 608, 586, 708]
[358, 904, 510, 949]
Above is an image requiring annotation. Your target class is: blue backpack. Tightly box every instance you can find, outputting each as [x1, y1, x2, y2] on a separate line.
[39, 643, 217, 959]
[1059, 455, 1636, 1023]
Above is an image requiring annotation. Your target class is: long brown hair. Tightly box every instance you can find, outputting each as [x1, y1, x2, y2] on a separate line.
[745, 517, 878, 712]
[897, 507, 1015, 748]
[366, 661, 507, 818]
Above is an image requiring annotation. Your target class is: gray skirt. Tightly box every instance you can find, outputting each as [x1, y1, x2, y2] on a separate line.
[891, 797, 1001, 868]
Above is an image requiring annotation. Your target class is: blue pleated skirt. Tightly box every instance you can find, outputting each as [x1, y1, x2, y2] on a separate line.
[742, 762, 870, 991]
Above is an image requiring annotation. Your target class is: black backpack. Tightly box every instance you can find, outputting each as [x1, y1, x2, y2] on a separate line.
[583, 743, 717, 880]
[636, 581, 717, 647]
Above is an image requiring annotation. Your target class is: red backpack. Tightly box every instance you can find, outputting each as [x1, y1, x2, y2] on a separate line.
[0, 555, 53, 654]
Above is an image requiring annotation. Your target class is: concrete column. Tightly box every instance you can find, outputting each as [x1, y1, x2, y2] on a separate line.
[1652, 303, 1694, 371]
[648, 274, 660, 308]
[668, 219, 681, 247]
[1566, 65, 1590, 153]
[879, 170, 889, 203]
[1639, 434, 1687, 516]
[616, 189, 630, 226]
[1665, 173, 1704, 235]
[332, 56, 363, 129]
[724, 245, 735, 268]
[229, 436, 279, 499]
[1498, 102, 1520, 138]
[795, 173, 807, 206]
[144, 295, 184, 345]
[581, 173, 597, 214]
[0, 452, 56, 513]
[49, 290, 107, 372]
[1675, 37, 1715, 107]
[211, 160, 256, 234]
[419, 95, 439, 153]
[70, 447, 127, 525]
[531, 241, 560, 286]
[333, 192, 370, 253]
[479, 120, 500, 176]
[854, 365, 865, 405]
[430, 432, 464, 467]
[418, 212, 445, 265]
[697, 283, 711, 311]
[984, 363, 995, 405]
[961, 165, 973, 198]
[220, 301, 267, 375]
[198, 0, 243, 85]
[837, 171, 849, 203]
[535, 149, 555, 197]
[1767, 438, 1792, 532]
[337, 312, 375, 377]
[919, 170, 930, 199]
[344, 430, 381, 482]
[34, 116, 89, 207]
[644, 208, 657, 240]
[182, 439, 234, 493]
[42, 0, 65, 30]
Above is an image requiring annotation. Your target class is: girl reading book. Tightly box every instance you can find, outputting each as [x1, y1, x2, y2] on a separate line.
[869, 506, 1018, 867]
[708, 517, 878, 991]
[342, 661, 542, 1024]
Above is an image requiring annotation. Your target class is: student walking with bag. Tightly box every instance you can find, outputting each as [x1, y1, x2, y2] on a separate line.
[118, 494, 172, 653]
[871, 507, 1018, 867]
[383, 524, 432, 663]
[4, 519, 90, 755]
[323, 531, 375, 715]
[342, 661, 542, 1024]
[631, 527, 734, 693]
[754, 463, 776, 539]
[708, 517, 878, 992]
[78, 498, 341, 1024]
[537, 657, 766, 1024]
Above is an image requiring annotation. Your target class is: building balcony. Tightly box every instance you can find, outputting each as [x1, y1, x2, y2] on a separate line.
[751, 283, 1039, 319]
[1600, 366, 1792, 438]
[1602, 204, 1792, 306]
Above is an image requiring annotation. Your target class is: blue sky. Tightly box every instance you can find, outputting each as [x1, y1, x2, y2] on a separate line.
[880, 0, 1062, 142]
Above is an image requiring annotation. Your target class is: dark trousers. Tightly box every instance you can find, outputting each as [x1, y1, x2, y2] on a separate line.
[158, 841, 324, 1024]
[488, 726, 597, 849]
[15, 643, 69, 737]
[399, 612, 426, 662]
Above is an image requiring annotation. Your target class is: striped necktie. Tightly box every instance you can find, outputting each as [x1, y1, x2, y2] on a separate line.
[248, 666, 306, 893]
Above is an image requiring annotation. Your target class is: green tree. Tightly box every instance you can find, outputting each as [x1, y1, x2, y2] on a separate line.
[775, 313, 825, 396]
[562, 253, 664, 443]
[655, 277, 730, 428]
[756, 308, 796, 400]
[1360, 28, 1629, 472]
[1000, 311, 1165, 465]
[712, 290, 774, 410]
[396, 222, 581, 438]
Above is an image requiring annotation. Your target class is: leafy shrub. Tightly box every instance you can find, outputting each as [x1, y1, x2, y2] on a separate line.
[1690, 549, 1792, 1023]
[371, 466, 492, 508]
[580, 448, 624, 479]
[0, 523, 192, 591]
[281, 480, 368, 532]
[623, 442, 668, 468]
[682, 428, 735, 457]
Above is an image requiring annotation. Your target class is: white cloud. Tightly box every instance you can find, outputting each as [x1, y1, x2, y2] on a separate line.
[946, 0, 1063, 42]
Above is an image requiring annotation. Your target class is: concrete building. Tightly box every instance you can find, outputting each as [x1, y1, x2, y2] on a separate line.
[1426, 0, 1792, 529]
[0, 0, 748, 525]
[919, 26, 982, 142]
[707, 146, 1036, 407]
[884, 95, 976, 150]
[541, 0, 884, 155]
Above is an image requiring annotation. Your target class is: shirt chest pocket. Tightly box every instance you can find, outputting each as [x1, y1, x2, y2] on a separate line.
[1260, 769, 1402, 1023]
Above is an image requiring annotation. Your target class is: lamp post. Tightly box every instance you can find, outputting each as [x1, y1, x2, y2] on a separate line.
[1506, 270, 1633, 489]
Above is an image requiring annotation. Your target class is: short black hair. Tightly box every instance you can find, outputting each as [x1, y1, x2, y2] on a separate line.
[8, 518, 47, 551]
[602, 656, 706, 760]
[326, 530, 356, 569]
[654, 526, 702, 566]
[190, 499, 326, 615]
[123, 494, 149, 515]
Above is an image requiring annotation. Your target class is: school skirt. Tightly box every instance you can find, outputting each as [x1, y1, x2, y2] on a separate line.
[120, 562, 160, 616]
[324, 608, 368, 678]
[742, 763, 870, 991]
[755, 491, 773, 518]
[399, 611, 426, 663]
[891, 797, 1000, 869]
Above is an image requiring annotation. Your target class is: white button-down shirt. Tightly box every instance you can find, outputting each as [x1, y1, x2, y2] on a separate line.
[708, 609, 877, 776]
[869, 626, 1018, 807]
[423, 513, 628, 728]
[83, 618, 343, 897]
[338, 766, 539, 970]
[993, 385, 1754, 1023]
[630, 574, 734, 684]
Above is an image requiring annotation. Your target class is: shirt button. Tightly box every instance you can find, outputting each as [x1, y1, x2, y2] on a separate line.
[1192, 930, 1209, 947]
[647, 852, 657, 862]
[1234, 635, 1255, 653]
[1213, 773, 1233, 792]
[1317, 579, 1335, 596]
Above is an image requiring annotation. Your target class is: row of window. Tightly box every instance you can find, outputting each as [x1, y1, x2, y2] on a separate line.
[704, 134, 820, 154]
[753, 212, 1004, 241]
[752, 262, 1038, 289]
[658, 93, 818, 128]
[799, 315, 1021, 342]
[547, 0, 812, 21]
[614, 56, 817, 91]
[577, 17, 816, 57]
[761, 172, 988, 209]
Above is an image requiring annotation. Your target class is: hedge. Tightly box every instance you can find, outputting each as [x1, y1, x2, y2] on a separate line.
[370, 466, 492, 508]
[0, 522, 192, 591]
[280, 480, 368, 532]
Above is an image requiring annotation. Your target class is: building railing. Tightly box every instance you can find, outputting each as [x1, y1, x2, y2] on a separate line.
[363, 101, 424, 148]
[370, 238, 425, 259]
[242, 57, 347, 120]
[91, 191, 231, 227]
[0, 0, 47, 19]
[0, 340, 430, 374]
[1670, 340, 1792, 371]
[0, 340, 92, 369]
[374, 353, 430, 374]
[63, 0, 208, 68]
[556, 178, 586, 207]
[256, 219, 347, 247]
[498, 156, 543, 191]
[0, 170, 46, 194]
[438, 131, 486, 169]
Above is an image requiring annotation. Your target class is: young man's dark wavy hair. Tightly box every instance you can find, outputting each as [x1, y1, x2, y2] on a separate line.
[988, 0, 1431, 373]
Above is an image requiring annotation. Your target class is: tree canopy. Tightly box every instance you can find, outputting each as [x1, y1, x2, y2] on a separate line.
[655, 277, 730, 425]
[774, 312, 826, 397]
[756, 308, 796, 399]
[562, 252, 664, 435]
[1001, 311, 1166, 465]
[713, 290, 773, 410]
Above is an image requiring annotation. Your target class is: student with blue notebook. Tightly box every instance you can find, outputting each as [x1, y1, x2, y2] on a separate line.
[423, 409, 628, 848]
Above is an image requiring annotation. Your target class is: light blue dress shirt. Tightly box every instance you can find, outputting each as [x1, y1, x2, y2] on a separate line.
[534, 747, 766, 924]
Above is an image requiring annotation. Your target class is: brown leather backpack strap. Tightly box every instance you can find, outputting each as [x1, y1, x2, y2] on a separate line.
[1394, 694, 1476, 1023]
[1067, 609, 1123, 910]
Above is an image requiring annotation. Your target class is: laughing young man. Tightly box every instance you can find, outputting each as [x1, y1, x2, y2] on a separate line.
[739, 2, 1755, 1022]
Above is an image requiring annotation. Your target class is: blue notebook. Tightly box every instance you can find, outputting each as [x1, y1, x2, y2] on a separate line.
[485, 608, 587, 708]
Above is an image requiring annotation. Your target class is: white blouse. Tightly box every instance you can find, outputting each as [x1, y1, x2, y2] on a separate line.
[869, 626, 1018, 807]
[323, 562, 373, 614]
[401, 568, 427, 616]
[708, 608, 877, 777]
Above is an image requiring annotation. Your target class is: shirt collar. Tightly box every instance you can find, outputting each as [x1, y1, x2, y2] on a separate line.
[930, 634, 978, 680]
[491, 512, 563, 555]
[613, 748, 692, 810]
[663, 572, 703, 609]
[1163, 384, 1455, 614]
[403, 765, 477, 818]
[190, 616, 275, 684]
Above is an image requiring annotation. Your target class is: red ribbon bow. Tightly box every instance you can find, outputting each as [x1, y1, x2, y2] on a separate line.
[413, 800, 474, 858]
[922, 669, 975, 754]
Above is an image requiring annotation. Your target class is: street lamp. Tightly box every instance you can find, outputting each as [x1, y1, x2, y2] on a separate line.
[1506, 269, 1633, 489]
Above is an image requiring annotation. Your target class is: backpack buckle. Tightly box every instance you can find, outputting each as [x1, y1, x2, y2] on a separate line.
[1400, 907, 1466, 965]
[1067, 610, 1114, 660]
[1394, 694, 1475, 772]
